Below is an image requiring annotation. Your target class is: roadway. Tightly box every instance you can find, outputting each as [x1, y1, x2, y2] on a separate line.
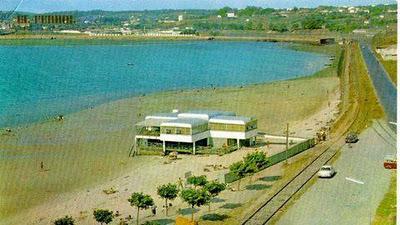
[275, 42, 397, 225]
[359, 43, 397, 128]
[276, 120, 396, 225]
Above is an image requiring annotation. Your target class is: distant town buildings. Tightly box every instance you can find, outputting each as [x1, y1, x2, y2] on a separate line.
[178, 15, 183, 21]
[226, 12, 236, 18]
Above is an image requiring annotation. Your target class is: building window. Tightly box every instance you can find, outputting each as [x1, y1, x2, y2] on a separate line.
[166, 129, 172, 134]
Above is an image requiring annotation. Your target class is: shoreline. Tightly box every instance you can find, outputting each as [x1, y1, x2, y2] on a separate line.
[0, 33, 339, 45]
[0, 42, 334, 130]
[0, 74, 340, 224]
[0, 42, 342, 223]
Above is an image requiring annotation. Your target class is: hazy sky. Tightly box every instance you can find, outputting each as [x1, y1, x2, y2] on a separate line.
[1, 0, 397, 12]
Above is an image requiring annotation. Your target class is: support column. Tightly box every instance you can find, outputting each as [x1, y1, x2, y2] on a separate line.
[193, 142, 196, 155]
[134, 137, 138, 156]
[163, 141, 166, 154]
[237, 139, 240, 149]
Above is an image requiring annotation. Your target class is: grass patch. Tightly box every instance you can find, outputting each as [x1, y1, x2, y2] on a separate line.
[373, 172, 397, 225]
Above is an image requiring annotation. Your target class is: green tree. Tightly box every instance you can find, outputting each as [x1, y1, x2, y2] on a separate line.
[243, 151, 269, 183]
[180, 188, 211, 221]
[204, 181, 226, 211]
[93, 209, 114, 225]
[128, 192, 154, 225]
[302, 15, 325, 29]
[243, 151, 269, 170]
[54, 216, 74, 225]
[229, 161, 247, 190]
[157, 183, 179, 216]
[187, 175, 208, 188]
[269, 23, 288, 32]
[217, 6, 233, 17]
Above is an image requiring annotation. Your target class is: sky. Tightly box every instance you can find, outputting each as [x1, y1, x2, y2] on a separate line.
[1, 0, 397, 13]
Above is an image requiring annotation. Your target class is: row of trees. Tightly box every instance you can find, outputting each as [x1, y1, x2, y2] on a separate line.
[53, 151, 269, 225]
[53, 175, 226, 225]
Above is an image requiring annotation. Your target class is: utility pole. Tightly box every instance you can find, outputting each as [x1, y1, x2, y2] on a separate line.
[285, 123, 289, 164]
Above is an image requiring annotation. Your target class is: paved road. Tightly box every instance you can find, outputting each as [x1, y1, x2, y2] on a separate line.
[360, 43, 397, 126]
[276, 120, 396, 225]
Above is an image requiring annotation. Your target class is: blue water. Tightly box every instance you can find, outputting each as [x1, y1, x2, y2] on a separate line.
[0, 41, 329, 127]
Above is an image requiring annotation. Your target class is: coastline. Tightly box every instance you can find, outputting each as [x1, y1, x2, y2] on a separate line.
[0, 41, 333, 129]
[0, 32, 340, 45]
[0, 42, 342, 223]
[0, 74, 341, 224]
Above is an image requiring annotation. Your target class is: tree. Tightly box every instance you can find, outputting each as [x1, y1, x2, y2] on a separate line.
[243, 151, 269, 183]
[229, 161, 247, 190]
[180, 188, 211, 221]
[302, 15, 325, 29]
[157, 183, 179, 216]
[243, 151, 269, 170]
[187, 175, 208, 188]
[54, 216, 74, 225]
[93, 209, 114, 225]
[128, 192, 154, 225]
[204, 181, 226, 211]
[269, 23, 288, 32]
[217, 6, 233, 17]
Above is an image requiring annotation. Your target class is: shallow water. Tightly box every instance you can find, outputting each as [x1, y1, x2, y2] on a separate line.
[0, 41, 329, 127]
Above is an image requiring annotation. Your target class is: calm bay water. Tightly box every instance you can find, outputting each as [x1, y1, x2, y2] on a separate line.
[0, 41, 329, 127]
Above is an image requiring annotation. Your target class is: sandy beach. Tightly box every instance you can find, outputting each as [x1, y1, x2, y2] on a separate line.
[0, 70, 340, 224]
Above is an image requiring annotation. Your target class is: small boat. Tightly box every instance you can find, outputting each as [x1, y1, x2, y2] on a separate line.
[127, 63, 134, 66]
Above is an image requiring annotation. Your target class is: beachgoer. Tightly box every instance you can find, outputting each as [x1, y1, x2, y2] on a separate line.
[177, 177, 184, 190]
[40, 161, 44, 170]
[151, 205, 157, 216]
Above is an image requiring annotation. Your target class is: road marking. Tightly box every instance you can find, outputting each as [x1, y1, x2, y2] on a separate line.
[389, 121, 397, 126]
[345, 177, 365, 185]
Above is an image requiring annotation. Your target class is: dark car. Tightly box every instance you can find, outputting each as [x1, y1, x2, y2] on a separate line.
[345, 132, 359, 143]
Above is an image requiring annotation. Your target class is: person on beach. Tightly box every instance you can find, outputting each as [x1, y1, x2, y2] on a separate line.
[151, 205, 157, 216]
[177, 177, 184, 190]
[40, 161, 44, 170]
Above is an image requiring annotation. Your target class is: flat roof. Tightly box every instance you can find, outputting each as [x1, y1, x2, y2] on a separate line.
[136, 118, 174, 127]
[209, 115, 255, 125]
[145, 112, 179, 120]
[161, 118, 208, 128]
[178, 110, 235, 120]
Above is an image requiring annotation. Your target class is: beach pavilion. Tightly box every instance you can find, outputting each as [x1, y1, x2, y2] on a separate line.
[134, 110, 258, 154]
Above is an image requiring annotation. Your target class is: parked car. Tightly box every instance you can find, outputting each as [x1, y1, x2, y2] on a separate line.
[384, 155, 397, 169]
[345, 132, 359, 143]
[318, 165, 336, 178]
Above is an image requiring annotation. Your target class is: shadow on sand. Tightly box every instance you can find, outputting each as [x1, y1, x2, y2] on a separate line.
[220, 203, 242, 209]
[144, 218, 175, 225]
[259, 175, 282, 182]
[245, 184, 272, 190]
[201, 213, 229, 221]
[178, 207, 199, 216]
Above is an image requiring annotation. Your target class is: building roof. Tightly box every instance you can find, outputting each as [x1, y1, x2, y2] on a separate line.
[136, 118, 174, 127]
[178, 110, 235, 120]
[145, 112, 179, 120]
[161, 118, 208, 128]
[209, 115, 255, 125]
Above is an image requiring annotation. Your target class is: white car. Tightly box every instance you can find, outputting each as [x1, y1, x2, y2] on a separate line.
[317, 165, 336, 178]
